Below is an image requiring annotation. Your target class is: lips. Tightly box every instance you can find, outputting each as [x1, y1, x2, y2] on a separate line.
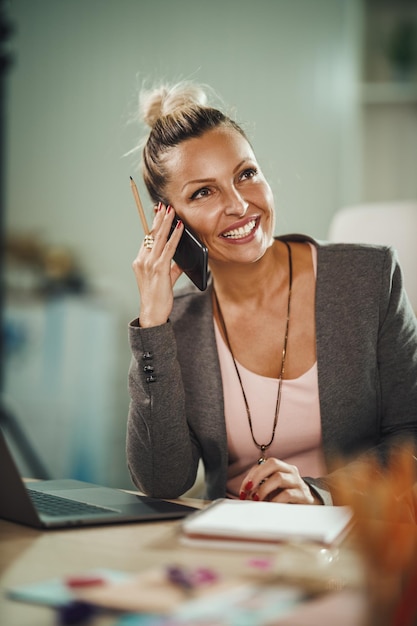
[220, 218, 258, 240]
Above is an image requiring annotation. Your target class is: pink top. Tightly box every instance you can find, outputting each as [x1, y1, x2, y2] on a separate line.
[214, 243, 326, 498]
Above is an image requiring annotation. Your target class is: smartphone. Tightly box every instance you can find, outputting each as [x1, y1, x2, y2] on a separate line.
[130, 175, 208, 291]
[169, 214, 208, 291]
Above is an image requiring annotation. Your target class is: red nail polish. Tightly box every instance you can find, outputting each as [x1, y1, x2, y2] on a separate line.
[167, 205, 172, 214]
[244, 480, 253, 491]
[176, 219, 182, 229]
[252, 493, 260, 501]
[157, 201, 163, 211]
[239, 491, 247, 500]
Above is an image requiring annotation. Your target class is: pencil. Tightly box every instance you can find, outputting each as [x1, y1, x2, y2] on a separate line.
[130, 176, 150, 235]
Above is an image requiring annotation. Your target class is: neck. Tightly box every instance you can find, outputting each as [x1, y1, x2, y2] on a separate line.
[210, 240, 288, 304]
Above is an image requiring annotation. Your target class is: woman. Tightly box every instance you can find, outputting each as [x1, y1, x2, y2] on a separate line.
[127, 81, 417, 506]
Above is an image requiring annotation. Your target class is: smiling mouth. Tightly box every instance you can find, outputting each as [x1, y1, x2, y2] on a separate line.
[221, 219, 257, 240]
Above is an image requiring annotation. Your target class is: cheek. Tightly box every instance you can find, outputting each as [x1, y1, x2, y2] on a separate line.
[263, 182, 275, 209]
[247, 179, 274, 206]
[255, 183, 275, 234]
[175, 209, 215, 246]
[196, 217, 218, 245]
[250, 186, 275, 225]
[263, 186, 275, 227]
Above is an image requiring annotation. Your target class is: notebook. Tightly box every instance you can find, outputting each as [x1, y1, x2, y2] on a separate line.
[0, 428, 197, 529]
[181, 499, 354, 548]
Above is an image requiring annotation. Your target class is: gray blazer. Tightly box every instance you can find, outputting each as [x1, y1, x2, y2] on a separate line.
[127, 237, 417, 504]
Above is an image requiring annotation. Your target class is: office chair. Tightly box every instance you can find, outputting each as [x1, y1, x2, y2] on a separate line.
[328, 201, 417, 313]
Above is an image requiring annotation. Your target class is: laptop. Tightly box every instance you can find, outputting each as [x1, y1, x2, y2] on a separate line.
[0, 428, 198, 529]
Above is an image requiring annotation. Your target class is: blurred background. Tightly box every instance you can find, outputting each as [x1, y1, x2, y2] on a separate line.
[1, 0, 416, 488]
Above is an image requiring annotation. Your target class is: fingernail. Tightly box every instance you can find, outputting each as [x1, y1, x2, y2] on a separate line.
[176, 219, 182, 229]
[252, 493, 260, 501]
[244, 481, 253, 491]
[167, 205, 173, 214]
[157, 201, 163, 211]
[239, 491, 247, 500]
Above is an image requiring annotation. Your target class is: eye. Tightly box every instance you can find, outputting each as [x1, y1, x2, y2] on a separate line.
[190, 187, 211, 200]
[239, 167, 258, 181]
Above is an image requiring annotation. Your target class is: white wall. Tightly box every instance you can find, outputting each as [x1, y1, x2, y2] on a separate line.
[359, 1, 417, 203]
[4, 0, 362, 487]
[6, 0, 362, 313]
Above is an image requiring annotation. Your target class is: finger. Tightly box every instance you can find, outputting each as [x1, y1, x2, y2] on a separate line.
[268, 485, 316, 505]
[239, 472, 266, 499]
[164, 212, 184, 254]
[239, 458, 288, 499]
[146, 204, 175, 253]
[150, 206, 185, 265]
[170, 261, 184, 288]
[253, 465, 316, 504]
[255, 470, 294, 499]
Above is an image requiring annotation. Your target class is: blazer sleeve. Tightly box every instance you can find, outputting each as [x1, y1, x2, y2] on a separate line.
[377, 248, 417, 446]
[310, 245, 417, 505]
[126, 319, 201, 498]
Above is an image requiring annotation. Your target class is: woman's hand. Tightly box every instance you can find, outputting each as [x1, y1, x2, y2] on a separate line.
[239, 458, 321, 505]
[132, 204, 184, 327]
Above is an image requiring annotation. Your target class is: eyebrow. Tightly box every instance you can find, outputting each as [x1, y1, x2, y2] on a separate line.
[181, 178, 215, 192]
[181, 159, 251, 192]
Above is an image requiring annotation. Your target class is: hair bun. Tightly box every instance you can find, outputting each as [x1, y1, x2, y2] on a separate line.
[139, 81, 208, 128]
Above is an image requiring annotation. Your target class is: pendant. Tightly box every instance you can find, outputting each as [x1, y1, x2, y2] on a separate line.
[257, 445, 267, 464]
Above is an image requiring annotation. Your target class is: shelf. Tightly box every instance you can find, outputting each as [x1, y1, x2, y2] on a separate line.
[361, 82, 417, 104]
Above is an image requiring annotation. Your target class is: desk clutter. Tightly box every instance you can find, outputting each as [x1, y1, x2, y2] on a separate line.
[4, 444, 417, 626]
[5, 501, 362, 625]
[0, 492, 404, 626]
[7, 565, 306, 625]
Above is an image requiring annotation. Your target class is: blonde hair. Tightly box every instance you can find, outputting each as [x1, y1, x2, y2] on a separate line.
[138, 81, 247, 203]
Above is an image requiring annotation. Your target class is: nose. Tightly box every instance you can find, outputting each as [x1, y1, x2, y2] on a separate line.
[224, 186, 249, 217]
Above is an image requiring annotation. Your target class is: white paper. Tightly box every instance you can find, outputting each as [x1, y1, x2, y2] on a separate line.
[182, 499, 353, 545]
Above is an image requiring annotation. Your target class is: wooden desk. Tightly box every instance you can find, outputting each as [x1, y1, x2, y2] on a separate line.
[0, 496, 367, 626]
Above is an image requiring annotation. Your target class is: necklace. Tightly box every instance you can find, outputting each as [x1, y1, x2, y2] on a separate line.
[213, 241, 293, 465]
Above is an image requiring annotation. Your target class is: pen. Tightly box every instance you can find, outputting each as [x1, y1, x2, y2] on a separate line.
[130, 176, 150, 235]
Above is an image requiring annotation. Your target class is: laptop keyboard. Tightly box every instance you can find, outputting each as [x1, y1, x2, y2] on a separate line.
[27, 489, 119, 517]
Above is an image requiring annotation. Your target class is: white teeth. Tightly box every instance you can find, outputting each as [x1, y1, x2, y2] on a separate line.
[222, 219, 256, 239]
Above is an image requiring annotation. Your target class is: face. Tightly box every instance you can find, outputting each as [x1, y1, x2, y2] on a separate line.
[163, 127, 275, 266]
